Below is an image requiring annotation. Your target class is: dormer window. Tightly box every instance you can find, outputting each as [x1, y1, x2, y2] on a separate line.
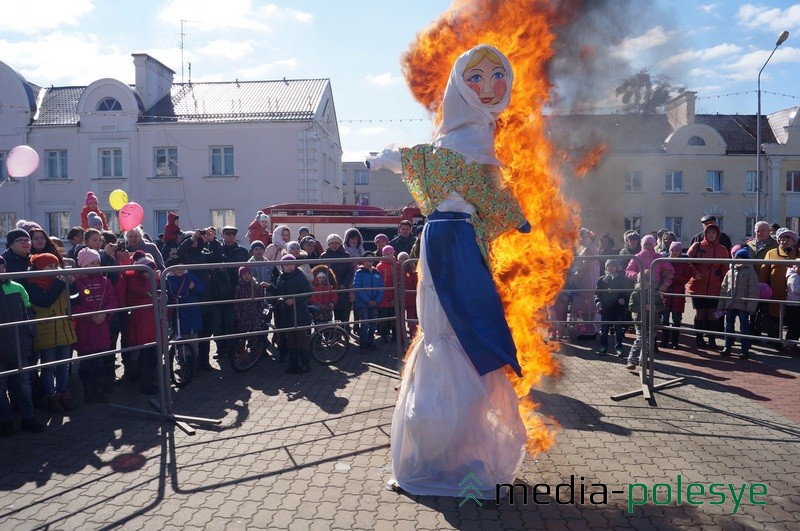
[97, 97, 122, 112]
[688, 135, 706, 146]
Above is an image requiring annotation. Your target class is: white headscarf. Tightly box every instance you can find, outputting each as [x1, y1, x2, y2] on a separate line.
[432, 44, 513, 166]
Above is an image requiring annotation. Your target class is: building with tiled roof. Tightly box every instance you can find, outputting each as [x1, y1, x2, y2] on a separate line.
[546, 92, 800, 246]
[0, 53, 343, 240]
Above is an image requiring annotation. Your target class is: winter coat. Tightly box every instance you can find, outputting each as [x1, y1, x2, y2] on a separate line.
[343, 228, 365, 258]
[353, 266, 384, 309]
[165, 271, 204, 335]
[127, 239, 165, 271]
[1, 248, 31, 274]
[376, 260, 395, 309]
[27, 278, 78, 350]
[264, 225, 289, 262]
[787, 270, 800, 303]
[234, 279, 264, 333]
[686, 225, 729, 297]
[246, 219, 271, 247]
[758, 245, 799, 317]
[321, 245, 355, 310]
[270, 267, 313, 328]
[625, 248, 675, 287]
[80, 206, 109, 230]
[662, 260, 693, 313]
[746, 236, 778, 262]
[121, 270, 157, 347]
[248, 256, 274, 285]
[310, 282, 338, 321]
[163, 212, 181, 244]
[718, 264, 760, 314]
[389, 234, 416, 256]
[594, 272, 632, 320]
[0, 280, 34, 367]
[73, 273, 119, 354]
[628, 283, 664, 320]
[221, 243, 249, 287]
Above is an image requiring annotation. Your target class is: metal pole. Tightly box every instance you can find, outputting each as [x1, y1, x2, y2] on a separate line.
[755, 31, 789, 226]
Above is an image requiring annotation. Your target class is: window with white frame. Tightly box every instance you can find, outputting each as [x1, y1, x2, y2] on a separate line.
[664, 170, 683, 192]
[688, 135, 706, 146]
[624, 216, 641, 234]
[355, 170, 369, 185]
[0, 152, 7, 182]
[45, 149, 68, 179]
[96, 97, 122, 112]
[211, 209, 235, 234]
[154, 147, 178, 177]
[211, 147, 234, 176]
[745, 216, 757, 236]
[786, 171, 800, 192]
[787, 217, 800, 234]
[154, 210, 169, 235]
[341, 169, 347, 186]
[706, 170, 723, 192]
[746, 171, 762, 193]
[100, 148, 123, 178]
[47, 211, 71, 239]
[665, 217, 682, 238]
[0, 212, 17, 241]
[624, 171, 642, 192]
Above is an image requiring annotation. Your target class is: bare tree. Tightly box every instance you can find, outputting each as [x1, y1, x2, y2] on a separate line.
[615, 69, 684, 114]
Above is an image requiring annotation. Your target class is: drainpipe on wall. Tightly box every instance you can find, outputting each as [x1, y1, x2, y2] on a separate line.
[304, 123, 313, 202]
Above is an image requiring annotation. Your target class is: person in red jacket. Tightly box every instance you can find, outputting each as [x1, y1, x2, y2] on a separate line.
[80, 192, 109, 230]
[310, 265, 339, 322]
[661, 242, 693, 350]
[686, 223, 729, 350]
[246, 211, 271, 247]
[376, 245, 397, 342]
[123, 251, 160, 394]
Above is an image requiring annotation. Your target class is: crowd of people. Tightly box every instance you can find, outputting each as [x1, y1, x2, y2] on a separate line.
[0, 199, 420, 437]
[553, 216, 800, 370]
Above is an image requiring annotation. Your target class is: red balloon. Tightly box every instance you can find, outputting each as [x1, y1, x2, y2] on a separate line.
[119, 202, 144, 231]
[6, 145, 39, 177]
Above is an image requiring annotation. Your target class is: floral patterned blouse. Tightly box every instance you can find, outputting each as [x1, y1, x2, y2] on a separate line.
[400, 144, 526, 263]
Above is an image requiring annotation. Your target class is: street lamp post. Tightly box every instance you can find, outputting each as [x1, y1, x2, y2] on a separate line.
[756, 30, 789, 225]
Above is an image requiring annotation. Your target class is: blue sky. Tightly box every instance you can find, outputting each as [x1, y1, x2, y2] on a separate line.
[1, 0, 799, 161]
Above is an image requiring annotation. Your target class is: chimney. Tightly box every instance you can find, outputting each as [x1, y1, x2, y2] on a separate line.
[132, 53, 175, 110]
[666, 91, 696, 131]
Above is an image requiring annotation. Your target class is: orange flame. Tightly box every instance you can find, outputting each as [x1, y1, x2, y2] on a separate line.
[574, 144, 608, 177]
[403, 0, 581, 456]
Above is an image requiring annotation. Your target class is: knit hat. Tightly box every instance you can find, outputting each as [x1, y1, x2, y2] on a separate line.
[397, 252, 409, 261]
[326, 234, 343, 245]
[604, 259, 617, 270]
[381, 245, 395, 256]
[626, 231, 640, 241]
[299, 226, 310, 234]
[730, 244, 742, 258]
[85, 191, 98, 207]
[776, 228, 798, 243]
[31, 253, 59, 270]
[6, 228, 30, 247]
[250, 240, 266, 251]
[300, 236, 316, 248]
[641, 235, 657, 246]
[280, 254, 296, 261]
[77, 247, 101, 268]
[256, 211, 270, 223]
[238, 266, 252, 277]
[15, 220, 41, 233]
[133, 250, 156, 270]
[669, 241, 682, 252]
[374, 233, 389, 244]
[87, 212, 103, 229]
[734, 248, 750, 259]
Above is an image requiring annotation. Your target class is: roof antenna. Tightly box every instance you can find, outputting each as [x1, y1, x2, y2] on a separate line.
[188, 62, 192, 84]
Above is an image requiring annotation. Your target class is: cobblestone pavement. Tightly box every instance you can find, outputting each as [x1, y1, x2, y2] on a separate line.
[0, 330, 798, 530]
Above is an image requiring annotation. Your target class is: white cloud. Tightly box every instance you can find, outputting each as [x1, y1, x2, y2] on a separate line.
[716, 46, 800, 83]
[0, 0, 93, 34]
[258, 4, 313, 23]
[612, 26, 678, 61]
[365, 72, 400, 86]
[736, 4, 800, 33]
[358, 126, 389, 136]
[159, 0, 269, 32]
[699, 4, 718, 15]
[342, 149, 371, 162]
[662, 43, 743, 66]
[339, 125, 351, 137]
[201, 40, 254, 60]
[235, 59, 298, 79]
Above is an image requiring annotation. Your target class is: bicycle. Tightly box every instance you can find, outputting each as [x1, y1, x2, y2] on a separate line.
[231, 302, 276, 372]
[308, 305, 352, 364]
[169, 332, 197, 388]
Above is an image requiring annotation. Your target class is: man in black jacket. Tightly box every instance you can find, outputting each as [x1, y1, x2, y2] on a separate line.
[389, 220, 417, 256]
[690, 215, 732, 253]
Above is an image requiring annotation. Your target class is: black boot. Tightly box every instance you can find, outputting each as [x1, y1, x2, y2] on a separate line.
[300, 348, 311, 373]
[80, 371, 96, 404]
[671, 329, 681, 350]
[706, 319, 721, 351]
[694, 318, 707, 347]
[285, 349, 302, 374]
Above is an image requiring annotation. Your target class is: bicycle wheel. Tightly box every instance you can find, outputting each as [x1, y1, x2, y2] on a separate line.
[310, 326, 350, 364]
[230, 332, 265, 372]
[170, 343, 196, 388]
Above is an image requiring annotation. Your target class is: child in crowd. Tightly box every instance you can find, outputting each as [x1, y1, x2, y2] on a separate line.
[80, 191, 108, 230]
[353, 251, 383, 352]
[234, 266, 265, 336]
[247, 211, 271, 247]
[661, 242, 692, 349]
[270, 255, 314, 374]
[310, 265, 339, 323]
[26, 253, 78, 413]
[627, 272, 664, 370]
[718, 248, 760, 358]
[594, 259, 632, 357]
[165, 258, 204, 370]
[397, 252, 418, 338]
[162, 212, 181, 255]
[376, 245, 397, 343]
[247, 240, 273, 287]
[73, 248, 119, 403]
[374, 234, 390, 255]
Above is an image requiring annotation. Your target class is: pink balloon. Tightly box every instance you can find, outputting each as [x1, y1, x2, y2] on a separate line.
[6, 145, 39, 177]
[759, 283, 772, 300]
[119, 202, 144, 231]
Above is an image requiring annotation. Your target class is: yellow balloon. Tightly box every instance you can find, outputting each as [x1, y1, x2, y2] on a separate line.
[109, 189, 128, 211]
